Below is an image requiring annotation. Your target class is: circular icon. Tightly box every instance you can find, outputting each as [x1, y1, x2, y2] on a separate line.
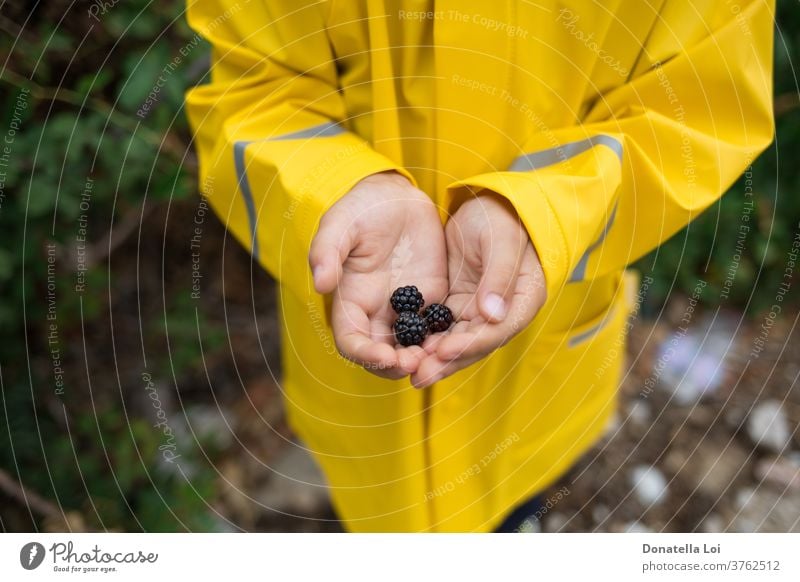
[19, 542, 45, 570]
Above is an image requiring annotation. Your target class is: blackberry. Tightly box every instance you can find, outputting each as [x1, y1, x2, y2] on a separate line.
[390, 285, 424, 314]
[393, 311, 428, 346]
[422, 303, 453, 333]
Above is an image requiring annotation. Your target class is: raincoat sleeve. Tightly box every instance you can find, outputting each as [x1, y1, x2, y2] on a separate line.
[445, 0, 774, 304]
[185, 0, 414, 298]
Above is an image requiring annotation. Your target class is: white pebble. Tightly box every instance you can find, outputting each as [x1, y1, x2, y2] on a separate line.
[747, 401, 792, 453]
[700, 515, 725, 533]
[544, 513, 567, 533]
[735, 488, 756, 510]
[592, 504, 610, 524]
[624, 520, 652, 533]
[630, 465, 669, 506]
[628, 400, 651, 426]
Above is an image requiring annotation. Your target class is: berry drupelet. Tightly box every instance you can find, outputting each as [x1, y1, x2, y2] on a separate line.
[393, 311, 428, 346]
[390, 285, 424, 314]
[422, 303, 454, 333]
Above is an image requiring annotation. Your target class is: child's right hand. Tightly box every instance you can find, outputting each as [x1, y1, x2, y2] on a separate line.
[308, 171, 449, 379]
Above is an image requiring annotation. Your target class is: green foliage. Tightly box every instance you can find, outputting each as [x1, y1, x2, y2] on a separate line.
[0, 387, 218, 531]
[0, 1, 219, 532]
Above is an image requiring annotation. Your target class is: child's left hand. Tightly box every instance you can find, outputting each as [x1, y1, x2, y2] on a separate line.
[411, 192, 547, 388]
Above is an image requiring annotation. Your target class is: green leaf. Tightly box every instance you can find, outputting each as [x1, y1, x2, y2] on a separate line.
[118, 44, 170, 113]
[0, 248, 13, 280]
[75, 69, 114, 98]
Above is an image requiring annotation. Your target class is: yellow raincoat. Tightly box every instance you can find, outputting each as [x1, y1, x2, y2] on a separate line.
[186, 0, 774, 531]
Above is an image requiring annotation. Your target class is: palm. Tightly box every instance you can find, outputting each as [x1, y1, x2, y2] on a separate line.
[445, 233, 540, 337]
[313, 173, 448, 377]
[334, 200, 448, 353]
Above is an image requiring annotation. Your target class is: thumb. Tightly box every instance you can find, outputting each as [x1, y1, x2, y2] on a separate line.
[308, 210, 354, 294]
[476, 228, 526, 323]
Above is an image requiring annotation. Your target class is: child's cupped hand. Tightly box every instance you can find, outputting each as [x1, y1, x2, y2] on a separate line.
[411, 192, 547, 387]
[308, 171, 449, 379]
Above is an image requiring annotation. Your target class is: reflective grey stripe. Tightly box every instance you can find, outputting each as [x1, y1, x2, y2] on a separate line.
[508, 134, 623, 172]
[270, 121, 344, 141]
[233, 141, 261, 260]
[233, 122, 346, 260]
[568, 306, 616, 348]
[569, 201, 618, 282]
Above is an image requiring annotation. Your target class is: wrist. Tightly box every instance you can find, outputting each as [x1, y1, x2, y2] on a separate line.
[358, 170, 412, 188]
[459, 189, 524, 228]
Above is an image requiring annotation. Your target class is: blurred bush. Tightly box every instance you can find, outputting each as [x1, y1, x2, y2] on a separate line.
[0, 2, 218, 531]
[0, 1, 798, 531]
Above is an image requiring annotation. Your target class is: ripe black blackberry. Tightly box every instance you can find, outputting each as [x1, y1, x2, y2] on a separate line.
[390, 285, 424, 314]
[393, 311, 428, 346]
[422, 303, 454, 333]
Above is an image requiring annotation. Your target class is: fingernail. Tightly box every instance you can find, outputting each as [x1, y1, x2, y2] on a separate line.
[483, 293, 507, 320]
[312, 265, 321, 284]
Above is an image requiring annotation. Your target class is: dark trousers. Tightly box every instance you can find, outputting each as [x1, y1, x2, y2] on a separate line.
[494, 496, 544, 532]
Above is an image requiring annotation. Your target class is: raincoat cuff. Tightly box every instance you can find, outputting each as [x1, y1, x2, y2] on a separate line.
[444, 173, 572, 307]
[297, 148, 417, 278]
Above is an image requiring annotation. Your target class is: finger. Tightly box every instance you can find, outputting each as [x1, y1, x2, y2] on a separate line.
[361, 361, 409, 381]
[420, 316, 474, 356]
[434, 322, 510, 362]
[308, 210, 354, 294]
[441, 254, 543, 362]
[332, 298, 399, 371]
[476, 219, 527, 323]
[440, 290, 475, 322]
[396, 345, 427, 375]
[339, 331, 399, 370]
[436, 291, 538, 362]
[420, 331, 448, 354]
[411, 351, 483, 388]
